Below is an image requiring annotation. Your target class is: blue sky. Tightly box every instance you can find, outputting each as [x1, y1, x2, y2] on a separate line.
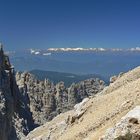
[0, 0, 140, 50]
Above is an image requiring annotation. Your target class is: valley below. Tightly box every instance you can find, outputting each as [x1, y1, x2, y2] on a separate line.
[9, 49, 140, 82]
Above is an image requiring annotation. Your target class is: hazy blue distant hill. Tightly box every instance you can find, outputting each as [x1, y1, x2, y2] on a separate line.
[30, 69, 105, 87]
[9, 50, 140, 82]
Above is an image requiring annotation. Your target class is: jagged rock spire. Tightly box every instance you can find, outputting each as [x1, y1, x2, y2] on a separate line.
[0, 43, 4, 68]
[0, 43, 3, 52]
[0, 44, 15, 75]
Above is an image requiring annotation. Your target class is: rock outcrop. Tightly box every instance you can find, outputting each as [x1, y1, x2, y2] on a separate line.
[101, 106, 140, 140]
[110, 72, 124, 83]
[15, 72, 105, 125]
[0, 44, 35, 140]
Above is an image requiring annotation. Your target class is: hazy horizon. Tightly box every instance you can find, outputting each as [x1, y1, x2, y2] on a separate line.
[1, 0, 140, 51]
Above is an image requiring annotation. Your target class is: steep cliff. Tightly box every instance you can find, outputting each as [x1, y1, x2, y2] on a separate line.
[0, 44, 35, 140]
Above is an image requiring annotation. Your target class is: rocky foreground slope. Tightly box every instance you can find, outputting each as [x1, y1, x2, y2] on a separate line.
[0, 45, 105, 140]
[26, 66, 140, 140]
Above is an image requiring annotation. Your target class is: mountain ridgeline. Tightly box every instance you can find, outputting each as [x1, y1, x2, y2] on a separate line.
[16, 72, 105, 125]
[29, 69, 106, 87]
[0, 45, 106, 140]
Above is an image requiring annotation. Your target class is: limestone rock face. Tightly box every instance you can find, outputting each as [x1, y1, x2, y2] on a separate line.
[16, 72, 57, 125]
[0, 45, 35, 140]
[0, 47, 15, 140]
[16, 73, 106, 125]
[55, 81, 68, 113]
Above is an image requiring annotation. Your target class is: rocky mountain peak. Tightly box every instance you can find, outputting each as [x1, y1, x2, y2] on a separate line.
[0, 46, 35, 140]
[0, 42, 3, 51]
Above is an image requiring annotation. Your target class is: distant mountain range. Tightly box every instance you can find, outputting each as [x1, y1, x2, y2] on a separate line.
[29, 69, 106, 87]
[8, 48, 140, 82]
[6, 47, 140, 56]
[29, 47, 140, 56]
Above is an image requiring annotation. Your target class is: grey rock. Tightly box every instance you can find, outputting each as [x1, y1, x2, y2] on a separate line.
[16, 73, 106, 126]
[110, 72, 124, 83]
[0, 46, 35, 140]
[100, 106, 140, 140]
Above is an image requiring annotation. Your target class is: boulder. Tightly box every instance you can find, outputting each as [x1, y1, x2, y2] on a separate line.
[100, 106, 140, 140]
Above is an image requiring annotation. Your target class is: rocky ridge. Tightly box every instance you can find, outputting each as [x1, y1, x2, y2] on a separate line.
[16, 72, 105, 125]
